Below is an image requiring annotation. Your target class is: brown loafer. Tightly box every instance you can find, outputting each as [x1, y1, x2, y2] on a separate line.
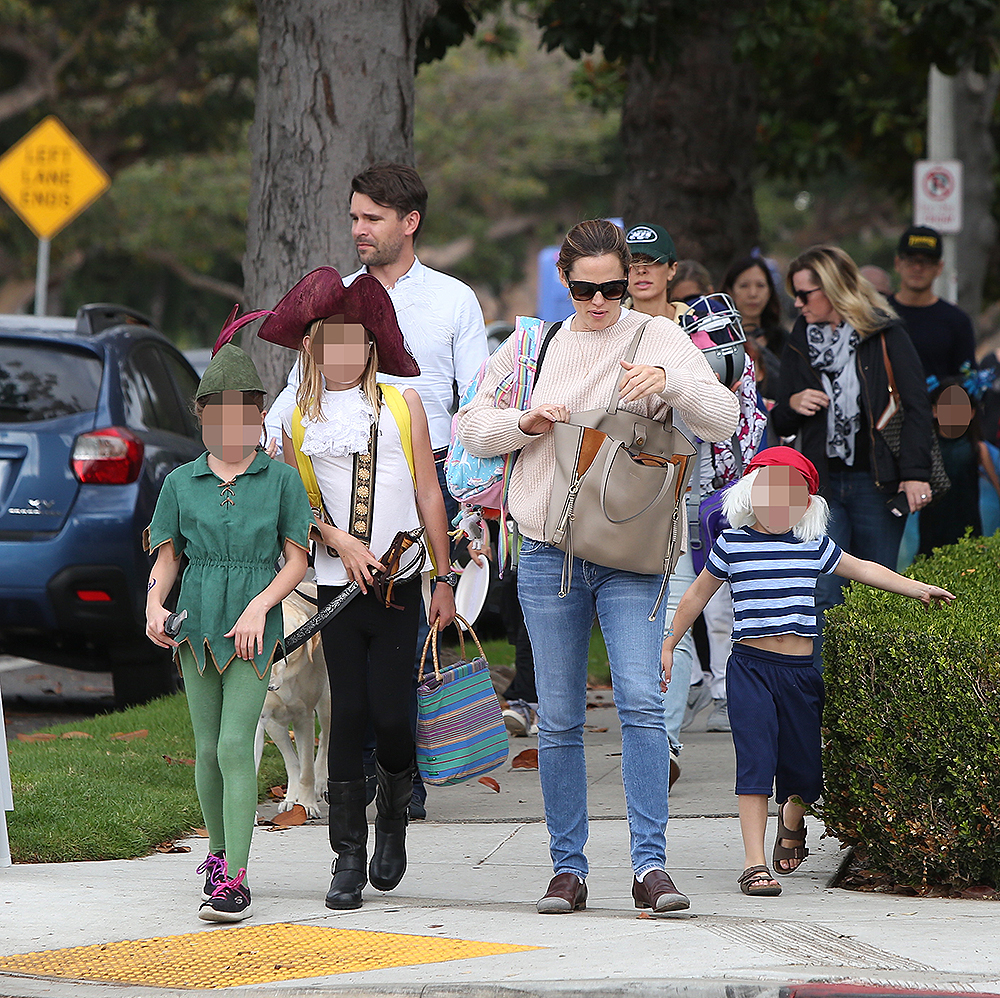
[537, 872, 587, 914]
[632, 870, 690, 912]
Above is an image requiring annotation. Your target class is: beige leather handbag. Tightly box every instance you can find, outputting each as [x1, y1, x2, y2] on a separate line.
[542, 320, 696, 617]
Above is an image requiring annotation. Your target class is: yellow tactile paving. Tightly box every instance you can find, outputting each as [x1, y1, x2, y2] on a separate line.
[0, 923, 540, 989]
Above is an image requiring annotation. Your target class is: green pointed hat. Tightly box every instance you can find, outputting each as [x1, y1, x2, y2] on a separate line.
[195, 306, 271, 398]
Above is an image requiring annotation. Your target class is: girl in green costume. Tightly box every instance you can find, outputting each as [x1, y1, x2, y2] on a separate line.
[145, 311, 313, 922]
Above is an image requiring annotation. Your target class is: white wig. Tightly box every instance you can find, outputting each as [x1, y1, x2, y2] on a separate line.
[722, 467, 830, 542]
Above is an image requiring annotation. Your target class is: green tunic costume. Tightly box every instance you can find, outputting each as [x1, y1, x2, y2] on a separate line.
[147, 449, 312, 679]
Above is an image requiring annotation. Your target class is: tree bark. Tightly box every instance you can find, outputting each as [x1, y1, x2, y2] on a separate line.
[244, 0, 438, 397]
[619, 11, 759, 285]
[953, 67, 999, 329]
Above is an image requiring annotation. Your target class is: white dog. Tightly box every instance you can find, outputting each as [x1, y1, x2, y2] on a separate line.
[254, 584, 330, 818]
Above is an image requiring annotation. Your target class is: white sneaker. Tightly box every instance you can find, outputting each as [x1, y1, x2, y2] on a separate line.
[705, 698, 731, 733]
[681, 679, 713, 731]
[668, 747, 681, 789]
[503, 700, 537, 736]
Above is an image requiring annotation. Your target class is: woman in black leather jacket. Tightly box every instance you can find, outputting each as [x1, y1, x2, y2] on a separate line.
[770, 245, 932, 667]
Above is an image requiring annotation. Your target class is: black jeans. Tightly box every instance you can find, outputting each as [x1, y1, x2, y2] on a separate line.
[320, 578, 422, 782]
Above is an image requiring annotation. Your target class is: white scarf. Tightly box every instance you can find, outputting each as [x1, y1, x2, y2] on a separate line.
[806, 320, 861, 465]
[300, 387, 375, 458]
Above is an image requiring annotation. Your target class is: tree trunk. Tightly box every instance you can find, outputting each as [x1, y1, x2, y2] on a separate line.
[953, 66, 999, 330]
[619, 11, 759, 285]
[244, 0, 438, 397]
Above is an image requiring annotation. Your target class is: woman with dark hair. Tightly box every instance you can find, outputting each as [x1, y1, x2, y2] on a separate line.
[458, 219, 739, 915]
[721, 256, 785, 401]
[770, 245, 933, 666]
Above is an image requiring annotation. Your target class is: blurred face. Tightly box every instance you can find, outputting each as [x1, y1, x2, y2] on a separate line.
[559, 253, 627, 331]
[791, 268, 840, 327]
[201, 390, 263, 463]
[934, 385, 973, 439]
[350, 192, 416, 269]
[306, 317, 371, 389]
[895, 253, 944, 295]
[731, 264, 771, 326]
[628, 258, 676, 305]
[750, 465, 810, 534]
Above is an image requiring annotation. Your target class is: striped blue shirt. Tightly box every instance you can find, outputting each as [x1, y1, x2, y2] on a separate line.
[705, 527, 843, 640]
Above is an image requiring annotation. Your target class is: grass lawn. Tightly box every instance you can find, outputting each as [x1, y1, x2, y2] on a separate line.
[6, 693, 286, 864]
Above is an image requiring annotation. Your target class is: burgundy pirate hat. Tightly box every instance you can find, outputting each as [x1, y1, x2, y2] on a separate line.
[257, 266, 419, 377]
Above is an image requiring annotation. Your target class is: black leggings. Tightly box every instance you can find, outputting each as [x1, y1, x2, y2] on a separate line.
[319, 578, 422, 782]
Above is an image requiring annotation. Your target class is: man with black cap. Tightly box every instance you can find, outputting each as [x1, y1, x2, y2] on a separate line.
[889, 225, 977, 382]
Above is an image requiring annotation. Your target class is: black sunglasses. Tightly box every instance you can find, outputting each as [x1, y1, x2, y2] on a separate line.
[567, 279, 629, 302]
[793, 287, 822, 304]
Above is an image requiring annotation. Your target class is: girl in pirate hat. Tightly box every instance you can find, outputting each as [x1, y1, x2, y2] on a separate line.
[258, 267, 455, 911]
[145, 309, 313, 922]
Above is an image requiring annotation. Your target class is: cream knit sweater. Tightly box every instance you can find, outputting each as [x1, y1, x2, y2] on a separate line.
[456, 307, 740, 541]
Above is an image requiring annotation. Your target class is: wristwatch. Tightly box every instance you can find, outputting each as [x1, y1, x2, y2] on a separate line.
[432, 572, 460, 588]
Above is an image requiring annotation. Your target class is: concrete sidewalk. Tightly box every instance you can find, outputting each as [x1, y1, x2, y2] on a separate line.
[1, 696, 998, 998]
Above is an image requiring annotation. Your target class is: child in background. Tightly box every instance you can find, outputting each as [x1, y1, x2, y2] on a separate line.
[145, 314, 313, 922]
[661, 447, 954, 897]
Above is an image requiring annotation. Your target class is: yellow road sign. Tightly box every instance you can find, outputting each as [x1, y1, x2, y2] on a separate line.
[0, 116, 110, 239]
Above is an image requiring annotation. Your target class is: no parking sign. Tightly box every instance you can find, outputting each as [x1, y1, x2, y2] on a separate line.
[914, 159, 962, 233]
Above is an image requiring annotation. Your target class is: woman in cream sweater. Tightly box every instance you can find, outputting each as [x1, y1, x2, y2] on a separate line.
[457, 219, 738, 915]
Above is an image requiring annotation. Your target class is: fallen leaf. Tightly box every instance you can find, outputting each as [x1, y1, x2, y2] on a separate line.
[478, 776, 501, 792]
[163, 755, 196, 766]
[511, 748, 538, 770]
[270, 804, 308, 827]
[585, 726, 609, 733]
[192, 827, 209, 837]
[42, 683, 63, 695]
[110, 729, 148, 741]
[959, 885, 1000, 900]
[16, 732, 57, 742]
[61, 731, 92, 739]
[427, 924, 443, 928]
[155, 842, 192, 854]
[268, 785, 287, 800]
[637, 911, 652, 919]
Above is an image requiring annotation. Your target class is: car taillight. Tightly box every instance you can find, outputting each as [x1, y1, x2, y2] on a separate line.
[76, 590, 113, 602]
[72, 427, 144, 485]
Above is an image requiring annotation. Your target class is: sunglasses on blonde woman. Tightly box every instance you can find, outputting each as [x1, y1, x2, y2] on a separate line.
[567, 279, 630, 302]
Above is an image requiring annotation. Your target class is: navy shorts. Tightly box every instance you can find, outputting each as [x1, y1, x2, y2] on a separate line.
[726, 644, 824, 804]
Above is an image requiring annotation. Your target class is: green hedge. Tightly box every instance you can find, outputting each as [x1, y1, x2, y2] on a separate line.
[821, 531, 1000, 888]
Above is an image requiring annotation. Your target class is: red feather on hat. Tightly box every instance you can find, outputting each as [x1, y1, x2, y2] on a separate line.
[212, 305, 274, 356]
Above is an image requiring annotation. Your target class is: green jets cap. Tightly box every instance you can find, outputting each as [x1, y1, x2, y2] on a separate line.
[626, 223, 677, 263]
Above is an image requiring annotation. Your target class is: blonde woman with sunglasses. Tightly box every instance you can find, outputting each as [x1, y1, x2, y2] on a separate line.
[770, 244, 934, 670]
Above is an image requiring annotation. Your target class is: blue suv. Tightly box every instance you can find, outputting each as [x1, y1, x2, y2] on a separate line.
[0, 304, 204, 705]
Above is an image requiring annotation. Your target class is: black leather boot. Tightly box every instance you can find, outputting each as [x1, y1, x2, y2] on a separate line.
[368, 761, 413, 892]
[325, 779, 368, 910]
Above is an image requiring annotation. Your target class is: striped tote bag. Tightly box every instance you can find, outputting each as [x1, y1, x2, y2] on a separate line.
[416, 617, 508, 786]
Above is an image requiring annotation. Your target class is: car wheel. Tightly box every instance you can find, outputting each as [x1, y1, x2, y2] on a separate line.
[110, 641, 179, 708]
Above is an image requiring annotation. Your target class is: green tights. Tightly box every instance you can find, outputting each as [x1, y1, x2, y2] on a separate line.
[179, 646, 269, 878]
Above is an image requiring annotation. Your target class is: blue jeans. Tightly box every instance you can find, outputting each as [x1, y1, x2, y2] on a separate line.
[814, 468, 906, 669]
[662, 545, 696, 753]
[517, 540, 670, 880]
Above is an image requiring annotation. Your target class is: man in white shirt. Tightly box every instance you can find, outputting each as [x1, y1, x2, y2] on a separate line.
[265, 163, 488, 460]
[266, 164, 489, 820]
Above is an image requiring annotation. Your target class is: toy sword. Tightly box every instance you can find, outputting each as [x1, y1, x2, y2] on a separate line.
[278, 527, 426, 659]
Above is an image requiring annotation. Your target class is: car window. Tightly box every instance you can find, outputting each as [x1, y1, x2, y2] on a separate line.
[160, 349, 201, 438]
[123, 343, 188, 435]
[0, 341, 103, 423]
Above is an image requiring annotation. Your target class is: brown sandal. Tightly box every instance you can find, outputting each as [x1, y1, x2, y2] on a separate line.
[773, 802, 808, 874]
[738, 865, 781, 896]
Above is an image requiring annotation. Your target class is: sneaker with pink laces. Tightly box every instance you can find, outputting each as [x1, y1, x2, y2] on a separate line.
[199, 868, 252, 922]
[197, 851, 226, 901]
